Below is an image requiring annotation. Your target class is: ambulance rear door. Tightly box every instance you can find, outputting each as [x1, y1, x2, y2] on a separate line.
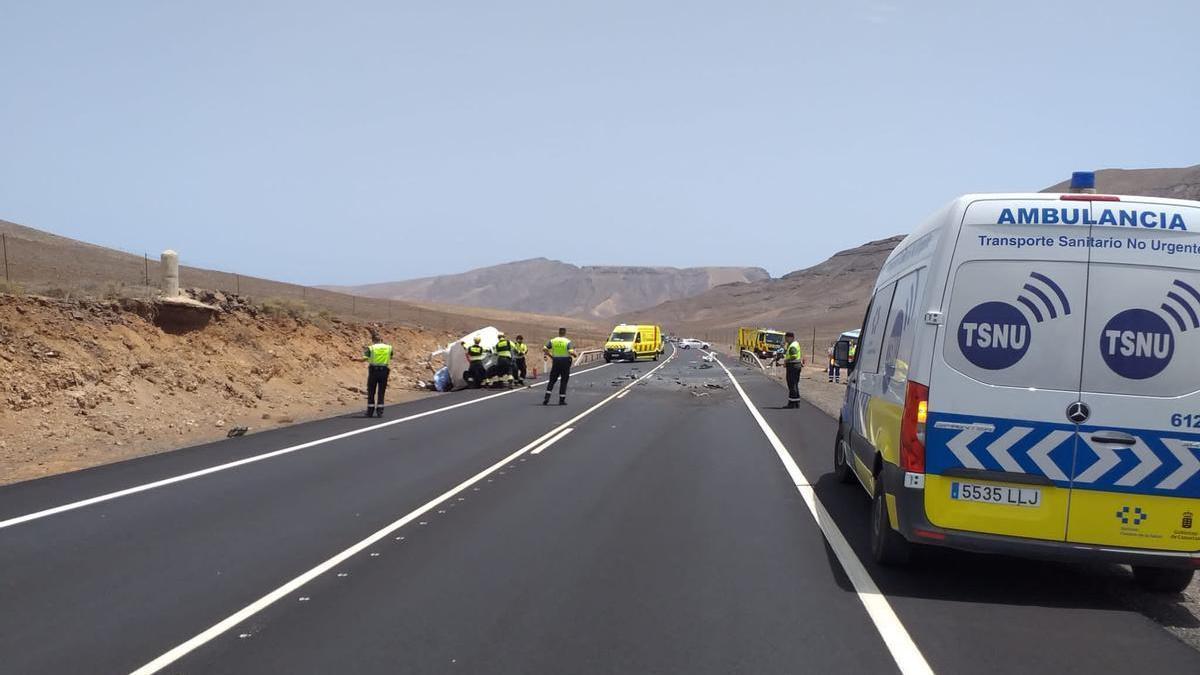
[926, 198, 1092, 541]
[1069, 198, 1200, 552]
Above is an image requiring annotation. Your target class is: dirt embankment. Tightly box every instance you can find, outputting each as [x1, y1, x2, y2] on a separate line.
[0, 292, 455, 485]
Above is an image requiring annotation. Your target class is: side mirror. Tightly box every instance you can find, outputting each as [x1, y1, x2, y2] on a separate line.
[833, 339, 856, 370]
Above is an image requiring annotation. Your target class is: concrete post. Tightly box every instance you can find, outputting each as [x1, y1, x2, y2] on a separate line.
[161, 249, 179, 297]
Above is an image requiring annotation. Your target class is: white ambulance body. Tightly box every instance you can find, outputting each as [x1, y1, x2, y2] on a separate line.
[834, 182, 1200, 591]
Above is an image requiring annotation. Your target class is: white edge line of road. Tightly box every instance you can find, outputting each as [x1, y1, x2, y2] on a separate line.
[616, 390, 630, 399]
[0, 363, 613, 531]
[130, 349, 676, 674]
[713, 355, 934, 675]
[530, 427, 574, 455]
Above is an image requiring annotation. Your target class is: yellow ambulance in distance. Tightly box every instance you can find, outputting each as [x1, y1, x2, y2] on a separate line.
[605, 324, 663, 362]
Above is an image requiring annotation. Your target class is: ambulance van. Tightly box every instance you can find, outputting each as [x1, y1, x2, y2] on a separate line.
[832, 173, 1200, 591]
[604, 324, 663, 362]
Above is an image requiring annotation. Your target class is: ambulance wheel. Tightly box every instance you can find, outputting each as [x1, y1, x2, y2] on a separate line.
[833, 426, 854, 484]
[1132, 566, 1194, 593]
[604, 356, 611, 363]
[871, 484, 911, 566]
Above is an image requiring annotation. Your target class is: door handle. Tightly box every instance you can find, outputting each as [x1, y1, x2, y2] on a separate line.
[1090, 431, 1137, 445]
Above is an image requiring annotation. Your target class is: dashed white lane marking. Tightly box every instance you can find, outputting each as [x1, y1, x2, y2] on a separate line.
[0, 363, 613, 531]
[130, 352, 675, 674]
[530, 427, 574, 455]
[712, 355, 934, 675]
[616, 390, 630, 399]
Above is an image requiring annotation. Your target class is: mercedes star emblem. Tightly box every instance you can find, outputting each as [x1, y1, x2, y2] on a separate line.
[1066, 401, 1091, 424]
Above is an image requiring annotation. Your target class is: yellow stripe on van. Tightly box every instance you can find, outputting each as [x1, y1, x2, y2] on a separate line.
[924, 474, 1070, 541]
[1067, 490, 1200, 553]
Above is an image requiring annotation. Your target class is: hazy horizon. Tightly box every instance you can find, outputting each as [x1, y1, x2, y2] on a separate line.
[3, 1, 1198, 285]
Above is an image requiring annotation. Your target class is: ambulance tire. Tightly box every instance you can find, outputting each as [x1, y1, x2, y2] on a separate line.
[604, 356, 611, 363]
[871, 484, 911, 566]
[833, 425, 854, 484]
[1132, 565, 1194, 593]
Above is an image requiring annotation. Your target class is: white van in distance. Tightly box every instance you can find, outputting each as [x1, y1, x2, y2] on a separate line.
[832, 172, 1200, 592]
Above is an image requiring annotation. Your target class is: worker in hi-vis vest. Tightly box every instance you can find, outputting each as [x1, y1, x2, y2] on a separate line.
[513, 335, 529, 385]
[363, 329, 394, 418]
[464, 336, 487, 389]
[543, 327, 577, 405]
[494, 332, 515, 387]
[782, 331, 804, 409]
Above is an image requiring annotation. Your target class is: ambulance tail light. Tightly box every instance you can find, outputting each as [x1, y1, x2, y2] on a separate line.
[900, 381, 929, 473]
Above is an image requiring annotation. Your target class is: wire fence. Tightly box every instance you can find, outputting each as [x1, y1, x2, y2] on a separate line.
[0, 231, 607, 345]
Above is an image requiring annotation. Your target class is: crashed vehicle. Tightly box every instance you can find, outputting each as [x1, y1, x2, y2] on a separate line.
[436, 326, 512, 390]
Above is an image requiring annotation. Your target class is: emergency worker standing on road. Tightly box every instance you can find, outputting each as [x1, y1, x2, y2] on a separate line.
[494, 332, 515, 388]
[363, 329, 394, 418]
[513, 335, 529, 385]
[783, 331, 804, 409]
[465, 336, 487, 389]
[543, 327, 577, 406]
[828, 343, 841, 384]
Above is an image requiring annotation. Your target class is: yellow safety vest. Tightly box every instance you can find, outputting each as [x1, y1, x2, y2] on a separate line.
[548, 336, 572, 358]
[849, 343, 858, 359]
[515, 342, 528, 356]
[495, 339, 513, 358]
[467, 344, 485, 361]
[366, 343, 393, 366]
[784, 341, 803, 363]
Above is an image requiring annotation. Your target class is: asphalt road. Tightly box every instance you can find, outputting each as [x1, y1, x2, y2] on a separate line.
[2, 346, 1199, 674]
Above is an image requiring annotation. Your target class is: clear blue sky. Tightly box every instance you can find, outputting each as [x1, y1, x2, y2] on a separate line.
[2, 1, 1197, 285]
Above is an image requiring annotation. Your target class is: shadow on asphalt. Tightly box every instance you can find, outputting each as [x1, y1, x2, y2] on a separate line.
[810, 471, 1200, 627]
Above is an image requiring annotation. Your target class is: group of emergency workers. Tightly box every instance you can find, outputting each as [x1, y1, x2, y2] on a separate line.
[464, 332, 530, 389]
[359, 326, 580, 417]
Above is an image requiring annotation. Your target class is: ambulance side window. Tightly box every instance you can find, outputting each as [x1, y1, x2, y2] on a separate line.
[880, 269, 926, 389]
[859, 282, 897, 374]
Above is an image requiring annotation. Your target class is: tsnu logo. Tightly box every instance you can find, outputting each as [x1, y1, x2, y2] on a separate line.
[958, 272, 1070, 370]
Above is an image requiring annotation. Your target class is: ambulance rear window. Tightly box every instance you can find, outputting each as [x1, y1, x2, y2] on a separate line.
[942, 260, 1088, 391]
[1082, 263, 1200, 398]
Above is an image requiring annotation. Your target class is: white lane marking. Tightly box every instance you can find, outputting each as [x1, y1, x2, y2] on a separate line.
[616, 390, 629, 399]
[530, 427, 574, 455]
[711, 355, 933, 675]
[131, 352, 675, 674]
[0, 363, 612, 531]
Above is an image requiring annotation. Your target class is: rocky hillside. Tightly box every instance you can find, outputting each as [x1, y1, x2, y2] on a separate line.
[1042, 165, 1200, 200]
[626, 236, 903, 343]
[325, 258, 770, 319]
[0, 292, 454, 485]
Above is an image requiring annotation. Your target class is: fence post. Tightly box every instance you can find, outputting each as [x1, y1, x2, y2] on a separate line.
[235, 273, 240, 295]
[2, 233, 8, 283]
[811, 326, 816, 366]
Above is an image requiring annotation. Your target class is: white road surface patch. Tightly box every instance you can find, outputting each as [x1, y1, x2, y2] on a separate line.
[712, 355, 934, 675]
[530, 427, 575, 455]
[0, 363, 613, 531]
[130, 351, 676, 675]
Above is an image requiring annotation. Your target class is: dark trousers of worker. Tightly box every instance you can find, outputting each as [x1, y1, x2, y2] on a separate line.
[467, 360, 485, 388]
[828, 363, 840, 383]
[497, 356, 513, 384]
[514, 357, 527, 383]
[785, 363, 802, 408]
[544, 357, 571, 402]
[367, 365, 389, 414]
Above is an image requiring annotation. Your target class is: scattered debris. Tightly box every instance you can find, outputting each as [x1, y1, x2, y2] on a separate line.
[226, 426, 248, 438]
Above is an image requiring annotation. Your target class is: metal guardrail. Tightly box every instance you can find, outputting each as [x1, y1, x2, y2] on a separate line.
[739, 349, 768, 371]
[573, 349, 606, 367]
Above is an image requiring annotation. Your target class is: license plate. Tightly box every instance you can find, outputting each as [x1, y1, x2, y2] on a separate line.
[951, 482, 1041, 507]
